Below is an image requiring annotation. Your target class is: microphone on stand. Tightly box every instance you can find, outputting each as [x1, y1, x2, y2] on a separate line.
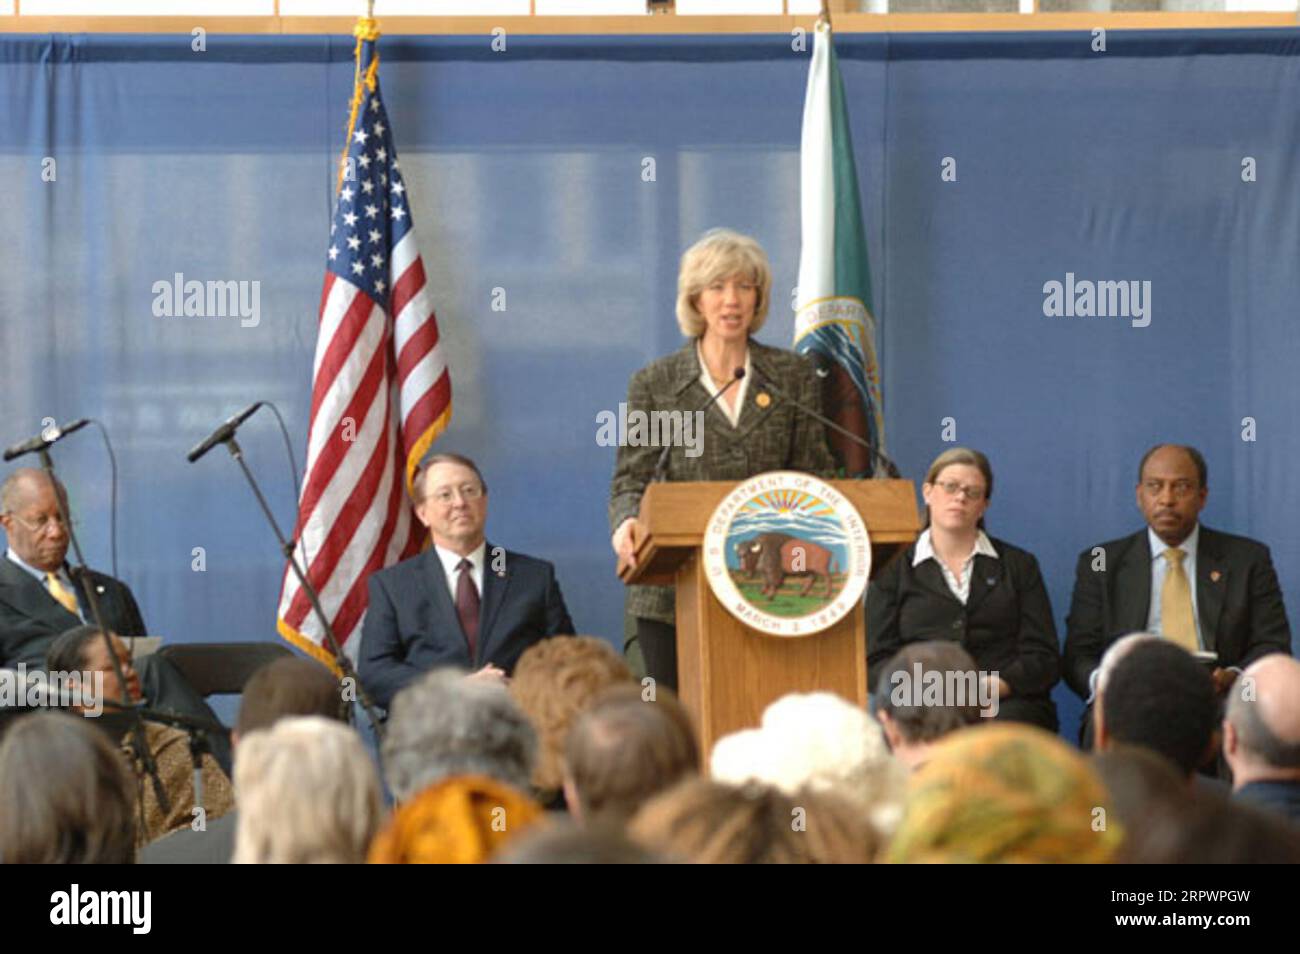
[186, 402, 264, 463]
[3, 419, 91, 462]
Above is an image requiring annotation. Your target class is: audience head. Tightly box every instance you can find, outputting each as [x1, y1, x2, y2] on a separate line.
[1223, 653, 1300, 786]
[1094, 631, 1159, 702]
[921, 447, 992, 531]
[1098, 639, 1218, 777]
[510, 635, 634, 793]
[1094, 743, 1300, 863]
[562, 685, 699, 826]
[0, 712, 137, 863]
[874, 641, 982, 769]
[0, 467, 71, 572]
[232, 716, 382, 864]
[630, 778, 878, 864]
[368, 775, 544, 864]
[1091, 745, 1195, 862]
[886, 723, 1122, 863]
[710, 691, 905, 833]
[495, 822, 664, 864]
[383, 668, 536, 801]
[1136, 443, 1207, 547]
[235, 657, 346, 743]
[1122, 791, 1300, 864]
[47, 625, 141, 710]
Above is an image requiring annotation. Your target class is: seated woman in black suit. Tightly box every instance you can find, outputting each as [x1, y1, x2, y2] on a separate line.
[866, 447, 1060, 731]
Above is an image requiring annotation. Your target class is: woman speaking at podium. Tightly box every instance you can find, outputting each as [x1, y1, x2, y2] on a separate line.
[608, 229, 836, 691]
[866, 448, 1061, 731]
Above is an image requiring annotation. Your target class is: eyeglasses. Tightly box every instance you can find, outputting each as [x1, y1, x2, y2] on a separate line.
[933, 480, 986, 502]
[1141, 479, 1199, 499]
[428, 484, 484, 506]
[3, 512, 70, 535]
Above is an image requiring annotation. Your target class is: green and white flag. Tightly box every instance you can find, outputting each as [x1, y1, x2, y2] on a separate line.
[794, 21, 887, 478]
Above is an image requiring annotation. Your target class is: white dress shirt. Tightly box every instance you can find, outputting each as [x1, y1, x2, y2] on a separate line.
[696, 343, 752, 428]
[911, 529, 999, 604]
[434, 541, 486, 600]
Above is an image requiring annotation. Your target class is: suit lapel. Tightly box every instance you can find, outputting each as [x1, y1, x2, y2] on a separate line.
[477, 544, 511, 663]
[732, 343, 781, 439]
[1195, 529, 1227, 654]
[911, 555, 960, 605]
[0, 557, 80, 633]
[422, 548, 464, 648]
[672, 340, 752, 444]
[964, 554, 1002, 615]
[70, 567, 108, 625]
[1115, 532, 1153, 634]
[681, 339, 787, 442]
[664, 342, 727, 439]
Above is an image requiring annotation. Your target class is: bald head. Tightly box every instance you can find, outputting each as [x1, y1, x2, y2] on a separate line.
[1, 468, 59, 510]
[0, 468, 71, 571]
[1225, 655, 1300, 783]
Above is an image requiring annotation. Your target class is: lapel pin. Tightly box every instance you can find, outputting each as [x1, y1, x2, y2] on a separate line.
[986, 577, 997, 587]
[496, 568, 506, 578]
[755, 392, 771, 408]
[1210, 570, 1222, 583]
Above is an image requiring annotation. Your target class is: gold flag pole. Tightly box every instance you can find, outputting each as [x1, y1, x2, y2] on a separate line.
[819, 0, 832, 30]
[337, 0, 381, 192]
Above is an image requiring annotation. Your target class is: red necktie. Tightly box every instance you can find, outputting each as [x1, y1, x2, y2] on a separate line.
[456, 558, 480, 662]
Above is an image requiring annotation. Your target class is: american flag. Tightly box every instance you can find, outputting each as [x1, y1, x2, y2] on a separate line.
[277, 31, 450, 666]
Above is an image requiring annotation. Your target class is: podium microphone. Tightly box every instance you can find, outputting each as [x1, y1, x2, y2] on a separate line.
[3, 419, 91, 462]
[186, 402, 264, 463]
[651, 366, 744, 483]
[754, 373, 900, 478]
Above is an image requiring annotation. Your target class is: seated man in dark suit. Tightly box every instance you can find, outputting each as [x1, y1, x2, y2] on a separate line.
[1064, 444, 1292, 741]
[0, 468, 230, 770]
[358, 453, 575, 709]
[1224, 654, 1300, 823]
[0, 468, 146, 668]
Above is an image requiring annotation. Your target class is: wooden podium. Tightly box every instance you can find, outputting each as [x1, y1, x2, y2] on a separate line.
[619, 480, 919, 756]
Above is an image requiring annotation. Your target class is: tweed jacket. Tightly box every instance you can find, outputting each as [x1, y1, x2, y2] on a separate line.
[609, 338, 837, 623]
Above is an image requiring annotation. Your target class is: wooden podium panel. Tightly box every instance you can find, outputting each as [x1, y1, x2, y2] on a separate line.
[619, 479, 918, 756]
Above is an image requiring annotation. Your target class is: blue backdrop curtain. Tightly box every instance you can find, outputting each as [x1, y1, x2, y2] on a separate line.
[4, 29, 1300, 738]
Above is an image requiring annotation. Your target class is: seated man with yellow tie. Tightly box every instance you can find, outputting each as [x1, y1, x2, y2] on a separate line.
[0, 467, 230, 770]
[1064, 444, 1293, 745]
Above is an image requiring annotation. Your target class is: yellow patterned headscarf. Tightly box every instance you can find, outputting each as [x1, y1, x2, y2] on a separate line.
[368, 775, 545, 864]
[885, 724, 1122, 864]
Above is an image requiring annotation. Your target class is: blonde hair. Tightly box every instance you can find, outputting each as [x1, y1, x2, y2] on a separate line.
[233, 716, 383, 864]
[675, 228, 773, 338]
